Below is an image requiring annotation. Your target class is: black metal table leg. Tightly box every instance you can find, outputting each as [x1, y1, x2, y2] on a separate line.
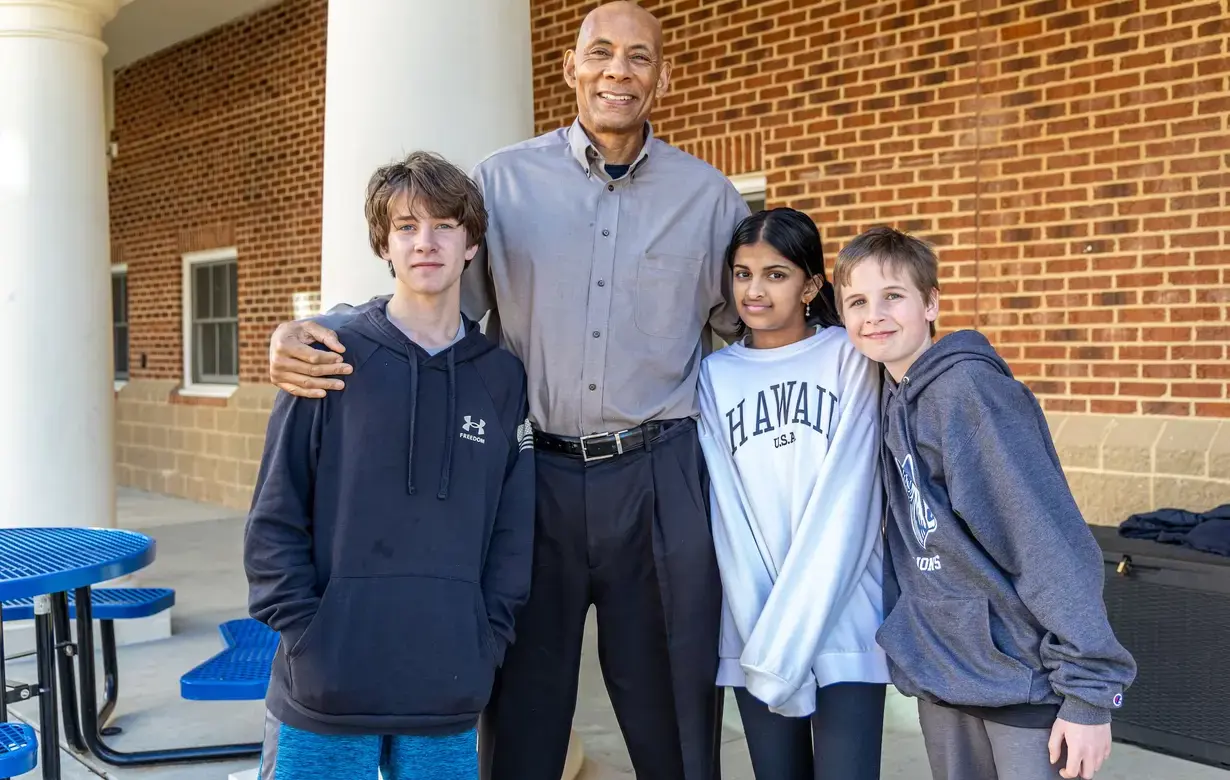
[72, 587, 261, 766]
[1, 600, 7, 780]
[1, 601, 8, 724]
[98, 620, 120, 735]
[49, 593, 85, 753]
[34, 595, 61, 780]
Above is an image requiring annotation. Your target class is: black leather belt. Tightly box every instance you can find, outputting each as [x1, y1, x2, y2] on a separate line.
[533, 421, 676, 463]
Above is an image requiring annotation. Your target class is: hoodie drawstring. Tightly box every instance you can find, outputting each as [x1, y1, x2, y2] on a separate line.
[405, 345, 419, 495]
[437, 349, 456, 500]
[403, 340, 459, 500]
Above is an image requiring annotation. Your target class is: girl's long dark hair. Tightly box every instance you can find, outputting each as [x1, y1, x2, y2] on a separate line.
[724, 207, 841, 331]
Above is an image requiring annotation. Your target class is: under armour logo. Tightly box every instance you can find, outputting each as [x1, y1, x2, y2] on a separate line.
[462, 416, 486, 436]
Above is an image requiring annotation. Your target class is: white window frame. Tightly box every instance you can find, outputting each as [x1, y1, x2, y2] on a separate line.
[180, 248, 240, 399]
[729, 173, 767, 212]
[111, 263, 128, 392]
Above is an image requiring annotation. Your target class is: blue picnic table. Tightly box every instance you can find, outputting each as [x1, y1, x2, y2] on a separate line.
[0, 527, 154, 779]
[0, 527, 261, 776]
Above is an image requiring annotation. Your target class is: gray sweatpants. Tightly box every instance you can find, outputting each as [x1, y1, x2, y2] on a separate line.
[918, 700, 1064, 780]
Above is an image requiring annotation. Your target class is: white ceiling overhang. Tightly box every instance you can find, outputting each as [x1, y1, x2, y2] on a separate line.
[102, 0, 282, 72]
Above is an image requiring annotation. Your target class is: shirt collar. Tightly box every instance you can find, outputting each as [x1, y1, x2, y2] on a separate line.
[567, 117, 654, 179]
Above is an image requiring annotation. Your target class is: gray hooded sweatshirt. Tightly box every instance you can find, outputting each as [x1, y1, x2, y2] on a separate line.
[875, 330, 1136, 726]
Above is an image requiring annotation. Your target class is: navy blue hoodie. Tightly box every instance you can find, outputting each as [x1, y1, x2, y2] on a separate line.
[244, 300, 535, 736]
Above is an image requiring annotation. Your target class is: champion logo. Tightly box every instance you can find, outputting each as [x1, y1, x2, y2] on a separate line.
[460, 416, 486, 444]
[1112, 693, 1123, 708]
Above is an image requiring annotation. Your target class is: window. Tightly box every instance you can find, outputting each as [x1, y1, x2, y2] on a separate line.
[111, 265, 128, 383]
[182, 248, 239, 395]
[730, 173, 767, 213]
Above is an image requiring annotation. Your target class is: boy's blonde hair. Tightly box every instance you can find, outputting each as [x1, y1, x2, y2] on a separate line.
[833, 226, 940, 337]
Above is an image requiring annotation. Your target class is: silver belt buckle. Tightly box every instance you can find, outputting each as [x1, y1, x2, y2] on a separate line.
[580, 429, 629, 463]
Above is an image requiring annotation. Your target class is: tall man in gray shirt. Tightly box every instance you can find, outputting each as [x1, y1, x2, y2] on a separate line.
[268, 4, 748, 778]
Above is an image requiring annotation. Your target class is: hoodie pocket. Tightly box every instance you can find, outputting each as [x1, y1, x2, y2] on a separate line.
[288, 576, 496, 718]
[875, 595, 1033, 707]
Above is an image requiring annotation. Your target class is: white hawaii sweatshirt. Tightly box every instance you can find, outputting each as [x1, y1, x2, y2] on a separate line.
[697, 326, 890, 717]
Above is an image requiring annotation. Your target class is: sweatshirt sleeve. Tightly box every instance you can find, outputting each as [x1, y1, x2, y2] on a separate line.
[943, 373, 1136, 725]
[697, 363, 775, 648]
[244, 390, 326, 651]
[739, 348, 884, 716]
[481, 386, 535, 666]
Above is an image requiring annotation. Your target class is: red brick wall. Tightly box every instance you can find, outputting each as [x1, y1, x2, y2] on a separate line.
[532, 0, 1230, 417]
[109, 0, 327, 385]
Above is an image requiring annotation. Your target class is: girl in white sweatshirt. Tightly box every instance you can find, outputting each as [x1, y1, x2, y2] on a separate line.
[697, 208, 889, 779]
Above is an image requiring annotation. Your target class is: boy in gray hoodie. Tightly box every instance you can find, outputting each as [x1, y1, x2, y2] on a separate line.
[833, 226, 1136, 780]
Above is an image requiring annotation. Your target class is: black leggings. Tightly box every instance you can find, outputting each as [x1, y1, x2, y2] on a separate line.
[734, 683, 886, 780]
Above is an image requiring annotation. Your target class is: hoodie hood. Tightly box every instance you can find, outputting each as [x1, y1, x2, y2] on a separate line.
[896, 329, 1013, 402]
[346, 299, 496, 499]
[882, 330, 1012, 508]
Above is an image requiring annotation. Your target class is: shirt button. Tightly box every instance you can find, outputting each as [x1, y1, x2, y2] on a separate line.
[589, 384, 597, 391]
[597, 280, 605, 287]
[592, 331, 601, 338]
[607, 184, 614, 192]
[602, 229, 610, 237]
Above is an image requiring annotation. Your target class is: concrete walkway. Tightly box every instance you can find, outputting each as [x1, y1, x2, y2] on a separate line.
[6, 488, 1227, 779]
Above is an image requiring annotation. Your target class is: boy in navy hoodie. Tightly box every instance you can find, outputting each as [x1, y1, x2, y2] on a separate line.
[244, 151, 534, 780]
[833, 227, 1135, 780]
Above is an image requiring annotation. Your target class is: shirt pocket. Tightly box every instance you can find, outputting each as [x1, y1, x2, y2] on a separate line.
[634, 252, 704, 339]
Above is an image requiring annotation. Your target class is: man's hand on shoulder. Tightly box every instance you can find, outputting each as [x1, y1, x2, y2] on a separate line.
[269, 319, 352, 398]
[1050, 718, 1112, 779]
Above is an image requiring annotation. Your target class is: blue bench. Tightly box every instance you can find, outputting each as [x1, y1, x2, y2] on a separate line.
[1, 588, 175, 622]
[180, 618, 277, 701]
[59, 615, 269, 766]
[2, 587, 174, 736]
[0, 722, 37, 777]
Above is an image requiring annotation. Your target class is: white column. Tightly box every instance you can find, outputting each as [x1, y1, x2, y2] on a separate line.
[319, 0, 534, 311]
[0, 0, 127, 528]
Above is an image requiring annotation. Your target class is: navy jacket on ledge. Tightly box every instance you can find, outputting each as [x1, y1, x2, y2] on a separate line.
[244, 301, 535, 736]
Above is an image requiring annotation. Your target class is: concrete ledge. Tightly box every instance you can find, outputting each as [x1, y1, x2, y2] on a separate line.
[1099, 417, 1165, 475]
[1052, 413, 1113, 469]
[1154, 420, 1218, 476]
[119, 385, 1229, 527]
[116, 379, 272, 510]
[1065, 471, 1151, 528]
[1152, 476, 1227, 513]
[1049, 414, 1229, 526]
[1209, 424, 1230, 481]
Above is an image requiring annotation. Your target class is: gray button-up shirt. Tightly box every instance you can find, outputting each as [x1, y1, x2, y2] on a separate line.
[462, 119, 749, 437]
